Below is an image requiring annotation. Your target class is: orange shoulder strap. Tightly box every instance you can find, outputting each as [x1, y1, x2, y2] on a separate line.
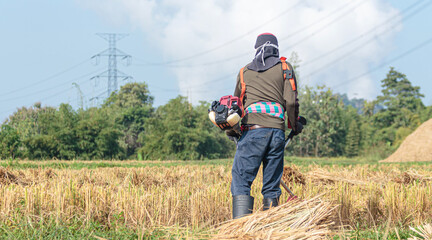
[280, 57, 296, 91]
[239, 67, 246, 117]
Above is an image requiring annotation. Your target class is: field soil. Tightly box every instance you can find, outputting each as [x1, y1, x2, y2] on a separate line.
[381, 118, 432, 162]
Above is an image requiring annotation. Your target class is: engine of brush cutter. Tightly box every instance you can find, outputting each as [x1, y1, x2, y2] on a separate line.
[208, 95, 244, 135]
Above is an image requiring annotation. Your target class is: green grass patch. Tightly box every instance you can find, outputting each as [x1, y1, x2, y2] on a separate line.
[0, 217, 202, 240]
[333, 226, 421, 240]
[0, 158, 233, 170]
[1, 157, 430, 171]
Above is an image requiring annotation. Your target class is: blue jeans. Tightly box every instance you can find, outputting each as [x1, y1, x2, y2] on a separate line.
[231, 128, 285, 199]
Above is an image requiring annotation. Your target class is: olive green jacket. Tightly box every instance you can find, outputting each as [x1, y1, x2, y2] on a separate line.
[233, 62, 299, 131]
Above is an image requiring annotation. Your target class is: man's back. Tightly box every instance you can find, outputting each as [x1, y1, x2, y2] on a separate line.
[234, 61, 298, 130]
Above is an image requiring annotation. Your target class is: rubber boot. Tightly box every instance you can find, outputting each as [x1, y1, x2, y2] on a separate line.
[263, 197, 279, 211]
[232, 195, 254, 219]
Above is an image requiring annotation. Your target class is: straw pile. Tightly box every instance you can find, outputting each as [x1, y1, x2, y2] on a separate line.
[287, 167, 432, 186]
[212, 195, 336, 240]
[392, 169, 432, 184]
[0, 167, 27, 185]
[307, 169, 370, 186]
[381, 118, 432, 162]
[408, 223, 432, 240]
[282, 166, 306, 185]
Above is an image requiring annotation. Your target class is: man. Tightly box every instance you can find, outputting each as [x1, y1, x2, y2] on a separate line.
[228, 33, 301, 219]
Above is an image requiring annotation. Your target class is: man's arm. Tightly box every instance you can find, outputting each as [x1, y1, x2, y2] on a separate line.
[283, 62, 300, 132]
[226, 73, 243, 139]
[234, 73, 241, 97]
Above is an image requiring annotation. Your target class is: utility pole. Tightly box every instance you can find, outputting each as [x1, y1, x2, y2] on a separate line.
[91, 33, 132, 98]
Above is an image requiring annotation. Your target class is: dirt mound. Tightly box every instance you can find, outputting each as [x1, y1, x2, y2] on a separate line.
[381, 118, 432, 162]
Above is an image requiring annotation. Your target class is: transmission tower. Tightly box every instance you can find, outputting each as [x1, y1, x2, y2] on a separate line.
[91, 33, 132, 98]
[72, 82, 84, 109]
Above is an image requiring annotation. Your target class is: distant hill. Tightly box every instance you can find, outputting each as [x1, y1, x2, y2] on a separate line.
[336, 93, 383, 114]
[336, 93, 365, 113]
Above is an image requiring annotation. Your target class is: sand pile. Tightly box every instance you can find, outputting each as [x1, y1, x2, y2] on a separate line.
[381, 118, 432, 162]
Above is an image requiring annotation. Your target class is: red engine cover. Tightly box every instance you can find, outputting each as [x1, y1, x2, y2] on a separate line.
[219, 95, 243, 115]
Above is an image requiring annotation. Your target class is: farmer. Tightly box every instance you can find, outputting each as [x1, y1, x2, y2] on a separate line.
[228, 33, 302, 219]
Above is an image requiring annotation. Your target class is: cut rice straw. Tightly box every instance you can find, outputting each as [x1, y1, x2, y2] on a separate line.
[212, 194, 337, 240]
[408, 223, 432, 240]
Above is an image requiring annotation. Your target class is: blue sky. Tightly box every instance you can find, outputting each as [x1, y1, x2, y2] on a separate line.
[1, 0, 431, 122]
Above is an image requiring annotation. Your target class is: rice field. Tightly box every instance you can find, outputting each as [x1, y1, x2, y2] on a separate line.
[0, 159, 431, 239]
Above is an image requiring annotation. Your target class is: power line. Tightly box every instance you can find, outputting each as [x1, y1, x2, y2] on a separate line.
[135, 1, 303, 65]
[0, 58, 91, 97]
[301, 0, 428, 67]
[133, 0, 366, 68]
[277, 0, 357, 42]
[279, 0, 367, 52]
[0, 69, 105, 119]
[332, 35, 432, 89]
[0, 68, 104, 102]
[302, 0, 432, 81]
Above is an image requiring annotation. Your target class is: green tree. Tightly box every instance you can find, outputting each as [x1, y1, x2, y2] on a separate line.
[139, 96, 199, 160]
[103, 82, 154, 158]
[24, 134, 59, 159]
[139, 96, 233, 160]
[194, 101, 235, 159]
[52, 104, 79, 159]
[5, 103, 58, 158]
[75, 108, 123, 159]
[289, 86, 348, 157]
[374, 67, 424, 129]
[369, 67, 425, 152]
[0, 125, 21, 159]
[345, 120, 361, 157]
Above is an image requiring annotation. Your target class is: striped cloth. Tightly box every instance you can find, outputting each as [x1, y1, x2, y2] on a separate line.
[246, 101, 285, 119]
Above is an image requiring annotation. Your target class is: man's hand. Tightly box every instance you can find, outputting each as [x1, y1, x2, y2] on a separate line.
[226, 129, 240, 141]
[294, 122, 303, 136]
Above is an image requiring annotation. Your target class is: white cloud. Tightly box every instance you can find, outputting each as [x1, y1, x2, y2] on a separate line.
[77, 0, 401, 102]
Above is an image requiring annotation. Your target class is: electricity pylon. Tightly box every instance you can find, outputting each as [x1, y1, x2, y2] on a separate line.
[91, 33, 132, 98]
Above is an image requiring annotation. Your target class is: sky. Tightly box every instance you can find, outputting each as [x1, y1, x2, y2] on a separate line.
[1, 0, 432, 123]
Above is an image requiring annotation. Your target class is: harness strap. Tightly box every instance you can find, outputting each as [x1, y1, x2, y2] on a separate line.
[239, 67, 246, 117]
[280, 57, 296, 91]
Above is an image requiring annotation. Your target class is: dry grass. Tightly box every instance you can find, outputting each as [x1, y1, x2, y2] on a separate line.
[213, 195, 336, 240]
[381, 118, 432, 162]
[282, 165, 432, 228]
[409, 223, 432, 240]
[0, 163, 431, 238]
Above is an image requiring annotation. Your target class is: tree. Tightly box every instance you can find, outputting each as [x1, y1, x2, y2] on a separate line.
[139, 96, 233, 160]
[0, 125, 21, 159]
[288, 86, 348, 157]
[345, 120, 361, 157]
[75, 108, 123, 159]
[289, 51, 301, 88]
[4, 103, 58, 158]
[103, 82, 154, 158]
[139, 96, 199, 160]
[375, 67, 424, 129]
[368, 67, 426, 152]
